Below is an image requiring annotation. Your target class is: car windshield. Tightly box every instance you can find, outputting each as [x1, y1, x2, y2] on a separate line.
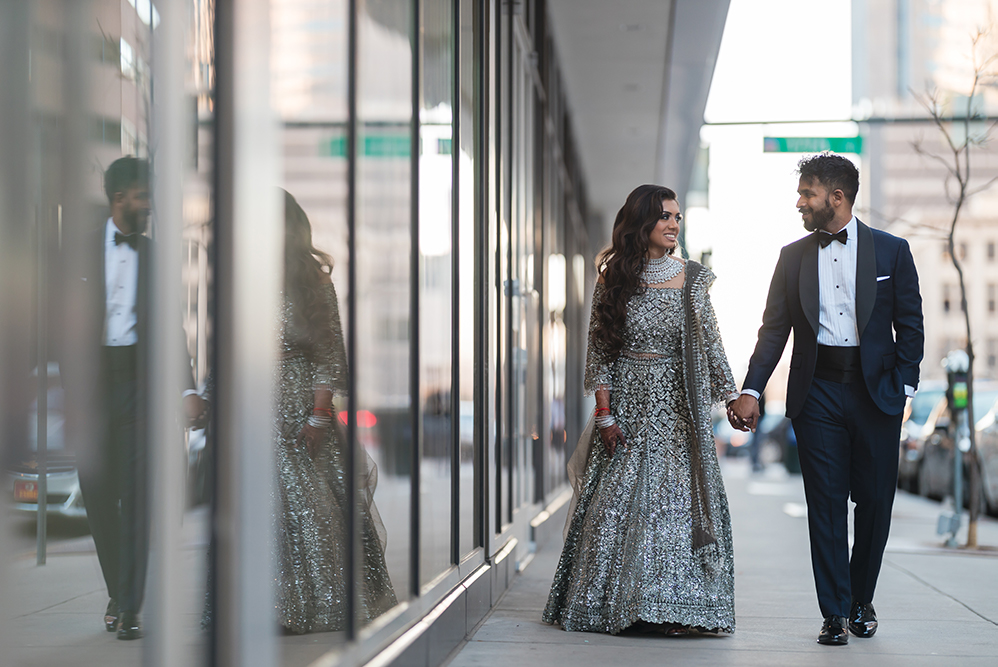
[974, 390, 998, 419]
[759, 413, 783, 432]
[909, 389, 944, 425]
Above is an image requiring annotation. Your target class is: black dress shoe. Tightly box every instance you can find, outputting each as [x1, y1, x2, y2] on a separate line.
[817, 615, 848, 645]
[849, 601, 878, 638]
[117, 611, 142, 640]
[104, 599, 119, 633]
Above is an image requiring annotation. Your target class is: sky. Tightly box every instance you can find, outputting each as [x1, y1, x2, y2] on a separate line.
[690, 0, 855, 395]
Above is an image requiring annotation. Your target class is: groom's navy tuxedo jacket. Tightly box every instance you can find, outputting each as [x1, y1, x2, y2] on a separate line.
[59, 225, 196, 467]
[743, 219, 924, 419]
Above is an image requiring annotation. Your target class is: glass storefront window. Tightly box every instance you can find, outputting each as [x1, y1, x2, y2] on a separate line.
[270, 0, 358, 649]
[1, 2, 598, 664]
[419, 0, 456, 587]
[457, 0, 478, 559]
[356, 0, 414, 605]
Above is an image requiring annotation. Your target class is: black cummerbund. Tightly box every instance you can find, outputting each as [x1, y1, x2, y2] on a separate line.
[102, 344, 138, 379]
[814, 344, 862, 384]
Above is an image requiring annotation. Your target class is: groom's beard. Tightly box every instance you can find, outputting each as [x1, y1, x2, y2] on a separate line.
[801, 198, 835, 232]
[122, 205, 149, 235]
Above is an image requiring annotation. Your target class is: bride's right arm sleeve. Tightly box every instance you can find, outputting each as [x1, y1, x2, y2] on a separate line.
[584, 281, 612, 396]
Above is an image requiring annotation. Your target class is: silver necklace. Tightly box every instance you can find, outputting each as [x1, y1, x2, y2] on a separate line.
[640, 254, 682, 284]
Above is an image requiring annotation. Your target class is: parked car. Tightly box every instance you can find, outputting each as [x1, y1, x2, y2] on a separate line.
[7, 363, 87, 519]
[897, 381, 947, 492]
[962, 394, 998, 516]
[10, 363, 211, 518]
[918, 383, 998, 507]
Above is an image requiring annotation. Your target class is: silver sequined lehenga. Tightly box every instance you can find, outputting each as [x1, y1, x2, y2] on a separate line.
[542, 261, 737, 635]
[274, 282, 397, 633]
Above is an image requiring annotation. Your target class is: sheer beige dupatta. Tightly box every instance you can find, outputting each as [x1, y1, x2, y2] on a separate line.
[563, 413, 597, 540]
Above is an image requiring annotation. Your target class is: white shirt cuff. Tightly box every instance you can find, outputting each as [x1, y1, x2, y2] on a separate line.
[740, 388, 761, 400]
[904, 384, 916, 398]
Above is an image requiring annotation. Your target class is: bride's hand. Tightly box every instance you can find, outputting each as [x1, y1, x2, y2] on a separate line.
[296, 423, 327, 460]
[599, 423, 626, 456]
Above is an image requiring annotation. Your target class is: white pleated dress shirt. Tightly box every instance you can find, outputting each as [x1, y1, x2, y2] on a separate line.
[103, 218, 139, 347]
[817, 216, 859, 346]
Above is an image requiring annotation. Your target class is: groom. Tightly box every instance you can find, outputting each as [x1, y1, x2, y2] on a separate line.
[61, 157, 204, 639]
[728, 153, 924, 645]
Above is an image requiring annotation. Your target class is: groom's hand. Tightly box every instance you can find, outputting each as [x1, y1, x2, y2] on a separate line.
[183, 394, 208, 429]
[727, 394, 759, 432]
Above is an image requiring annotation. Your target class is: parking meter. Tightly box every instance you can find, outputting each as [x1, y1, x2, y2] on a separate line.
[939, 350, 970, 546]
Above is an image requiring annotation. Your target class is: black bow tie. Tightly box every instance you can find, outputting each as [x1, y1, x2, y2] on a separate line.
[816, 229, 848, 248]
[114, 232, 139, 249]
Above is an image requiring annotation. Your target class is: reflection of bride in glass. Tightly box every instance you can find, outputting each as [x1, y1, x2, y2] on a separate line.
[274, 190, 397, 633]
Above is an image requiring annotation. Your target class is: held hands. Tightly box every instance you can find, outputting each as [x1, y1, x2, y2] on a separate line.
[727, 394, 759, 432]
[183, 394, 209, 429]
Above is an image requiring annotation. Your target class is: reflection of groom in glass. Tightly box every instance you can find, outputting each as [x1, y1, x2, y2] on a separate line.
[62, 157, 203, 640]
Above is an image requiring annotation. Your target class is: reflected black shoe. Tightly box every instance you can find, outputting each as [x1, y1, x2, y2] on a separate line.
[817, 616, 848, 645]
[104, 599, 119, 633]
[849, 602, 878, 638]
[117, 611, 142, 640]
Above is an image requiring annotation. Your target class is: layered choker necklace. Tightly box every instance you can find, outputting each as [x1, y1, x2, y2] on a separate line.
[640, 254, 682, 284]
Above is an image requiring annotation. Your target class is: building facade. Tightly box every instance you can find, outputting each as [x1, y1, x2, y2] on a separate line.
[0, 1, 729, 666]
[853, 0, 998, 382]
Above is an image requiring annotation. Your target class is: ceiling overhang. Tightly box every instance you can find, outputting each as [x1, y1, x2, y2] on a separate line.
[547, 0, 730, 235]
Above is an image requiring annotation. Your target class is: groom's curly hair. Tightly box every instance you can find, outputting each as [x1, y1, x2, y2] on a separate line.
[593, 184, 678, 362]
[798, 152, 859, 204]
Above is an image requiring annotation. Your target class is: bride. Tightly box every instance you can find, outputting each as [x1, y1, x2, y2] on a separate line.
[542, 184, 738, 636]
[273, 190, 397, 632]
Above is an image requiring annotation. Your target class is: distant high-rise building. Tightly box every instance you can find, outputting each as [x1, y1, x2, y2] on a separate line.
[853, 0, 998, 380]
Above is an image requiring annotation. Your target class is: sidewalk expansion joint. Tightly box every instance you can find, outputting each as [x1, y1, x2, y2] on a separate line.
[14, 588, 104, 619]
[884, 558, 998, 627]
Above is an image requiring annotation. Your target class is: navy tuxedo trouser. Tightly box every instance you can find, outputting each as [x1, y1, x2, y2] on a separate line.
[77, 346, 150, 615]
[791, 377, 901, 619]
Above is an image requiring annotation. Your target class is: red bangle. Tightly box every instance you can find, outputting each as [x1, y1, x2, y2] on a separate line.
[595, 407, 610, 415]
[313, 407, 333, 417]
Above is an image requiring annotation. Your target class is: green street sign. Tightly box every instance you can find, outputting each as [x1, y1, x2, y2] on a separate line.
[763, 136, 863, 154]
[322, 134, 412, 158]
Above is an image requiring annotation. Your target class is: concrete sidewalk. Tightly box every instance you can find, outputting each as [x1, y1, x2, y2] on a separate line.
[447, 460, 998, 667]
[4, 507, 341, 667]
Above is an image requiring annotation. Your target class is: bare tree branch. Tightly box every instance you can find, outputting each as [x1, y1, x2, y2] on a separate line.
[912, 141, 960, 179]
[854, 206, 950, 238]
[916, 28, 998, 547]
[966, 174, 998, 197]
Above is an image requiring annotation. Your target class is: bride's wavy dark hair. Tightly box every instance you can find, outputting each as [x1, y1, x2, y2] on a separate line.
[592, 184, 679, 362]
[283, 189, 335, 355]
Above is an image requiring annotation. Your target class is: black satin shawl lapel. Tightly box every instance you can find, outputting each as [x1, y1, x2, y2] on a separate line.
[98, 227, 108, 326]
[855, 219, 876, 337]
[137, 236, 150, 343]
[799, 237, 819, 337]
